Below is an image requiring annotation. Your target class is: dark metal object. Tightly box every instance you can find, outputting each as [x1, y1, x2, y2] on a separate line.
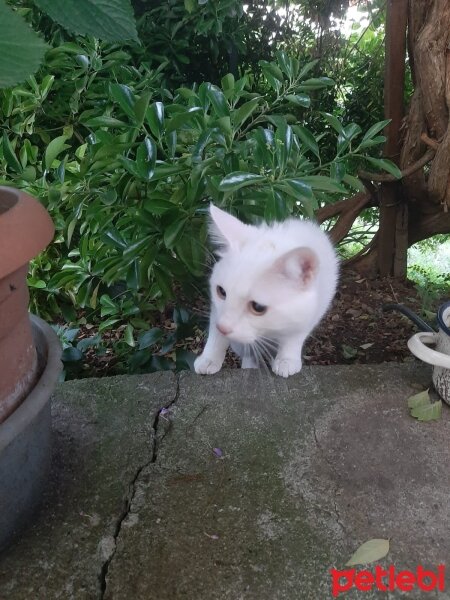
[382, 303, 436, 333]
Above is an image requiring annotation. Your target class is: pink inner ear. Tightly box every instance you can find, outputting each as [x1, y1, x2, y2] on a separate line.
[276, 247, 318, 286]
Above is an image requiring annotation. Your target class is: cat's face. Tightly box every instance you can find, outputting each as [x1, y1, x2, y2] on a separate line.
[209, 205, 319, 344]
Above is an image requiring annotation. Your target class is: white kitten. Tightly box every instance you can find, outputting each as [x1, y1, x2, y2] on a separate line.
[194, 204, 339, 378]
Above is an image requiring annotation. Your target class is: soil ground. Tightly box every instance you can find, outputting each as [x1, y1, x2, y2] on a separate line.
[77, 268, 444, 377]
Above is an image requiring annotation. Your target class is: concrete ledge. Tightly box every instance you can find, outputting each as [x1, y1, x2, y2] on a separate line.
[0, 364, 449, 599]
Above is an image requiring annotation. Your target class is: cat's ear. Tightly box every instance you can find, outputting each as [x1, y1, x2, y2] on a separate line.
[274, 247, 318, 287]
[209, 203, 249, 251]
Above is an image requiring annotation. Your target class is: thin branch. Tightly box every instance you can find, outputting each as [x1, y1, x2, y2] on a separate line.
[344, 231, 379, 265]
[316, 191, 371, 222]
[420, 132, 440, 150]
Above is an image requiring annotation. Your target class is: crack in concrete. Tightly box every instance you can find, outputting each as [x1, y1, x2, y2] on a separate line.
[98, 374, 181, 599]
[151, 374, 181, 463]
[312, 420, 347, 537]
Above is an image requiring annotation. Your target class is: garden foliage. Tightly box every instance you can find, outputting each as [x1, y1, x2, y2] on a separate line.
[0, 0, 394, 374]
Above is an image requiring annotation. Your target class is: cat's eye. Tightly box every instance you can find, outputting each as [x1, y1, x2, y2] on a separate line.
[249, 300, 267, 315]
[216, 285, 226, 299]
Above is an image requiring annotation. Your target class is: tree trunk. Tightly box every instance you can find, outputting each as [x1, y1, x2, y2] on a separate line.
[318, 0, 450, 278]
[378, 0, 408, 277]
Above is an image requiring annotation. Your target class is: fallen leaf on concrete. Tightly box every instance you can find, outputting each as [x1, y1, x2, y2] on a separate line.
[407, 389, 430, 409]
[346, 539, 390, 566]
[407, 389, 442, 421]
[410, 400, 442, 422]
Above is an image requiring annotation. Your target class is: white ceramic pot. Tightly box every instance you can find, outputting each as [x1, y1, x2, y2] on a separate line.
[408, 302, 450, 404]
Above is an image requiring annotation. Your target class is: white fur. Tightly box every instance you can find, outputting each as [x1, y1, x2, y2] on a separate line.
[194, 204, 339, 378]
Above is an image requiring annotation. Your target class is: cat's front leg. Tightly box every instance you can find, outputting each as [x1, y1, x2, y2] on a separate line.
[272, 334, 306, 378]
[194, 314, 229, 375]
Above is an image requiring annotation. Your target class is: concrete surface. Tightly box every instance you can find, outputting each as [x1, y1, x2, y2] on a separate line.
[0, 363, 449, 599]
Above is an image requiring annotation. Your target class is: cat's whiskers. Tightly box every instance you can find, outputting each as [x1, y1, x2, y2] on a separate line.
[252, 342, 276, 385]
[254, 339, 273, 365]
[256, 339, 278, 362]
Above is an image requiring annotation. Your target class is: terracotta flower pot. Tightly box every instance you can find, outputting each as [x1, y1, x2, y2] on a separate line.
[0, 186, 54, 423]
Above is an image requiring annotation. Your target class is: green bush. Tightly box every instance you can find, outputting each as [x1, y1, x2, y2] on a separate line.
[1, 39, 397, 374]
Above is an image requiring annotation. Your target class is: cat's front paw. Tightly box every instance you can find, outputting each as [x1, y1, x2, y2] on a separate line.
[272, 357, 302, 378]
[194, 354, 223, 375]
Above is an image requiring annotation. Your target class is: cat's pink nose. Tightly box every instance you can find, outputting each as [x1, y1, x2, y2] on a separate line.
[217, 323, 232, 336]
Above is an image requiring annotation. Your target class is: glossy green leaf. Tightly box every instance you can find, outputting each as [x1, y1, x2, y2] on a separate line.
[365, 157, 402, 179]
[146, 102, 165, 138]
[44, 135, 69, 170]
[2, 133, 22, 172]
[136, 137, 156, 180]
[216, 116, 232, 135]
[206, 84, 229, 117]
[298, 77, 334, 90]
[102, 228, 127, 249]
[123, 236, 151, 260]
[164, 218, 187, 248]
[299, 175, 347, 194]
[362, 119, 390, 142]
[98, 317, 121, 332]
[343, 174, 365, 192]
[285, 94, 310, 108]
[264, 189, 287, 221]
[165, 130, 177, 159]
[274, 51, 293, 78]
[221, 73, 235, 94]
[358, 136, 386, 150]
[232, 98, 260, 128]
[134, 92, 151, 127]
[259, 60, 284, 82]
[219, 172, 266, 192]
[294, 125, 320, 159]
[337, 123, 362, 154]
[283, 178, 313, 198]
[109, 83, 135, 119]
[123, 324, 135, 347]
[166, 107, 202, 133]
[298, 59, 319, 79]
[322, 112, 344, 135]
[83, 116, 127, 128]
[330, 160, 346, 182]
[144, 198, 174, 215]
[344, 122, 362, 141]
[275, 123, 293, 172]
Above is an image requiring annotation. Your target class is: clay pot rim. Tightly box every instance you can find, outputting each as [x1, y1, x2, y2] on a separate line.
[0, 186, 54, 280]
